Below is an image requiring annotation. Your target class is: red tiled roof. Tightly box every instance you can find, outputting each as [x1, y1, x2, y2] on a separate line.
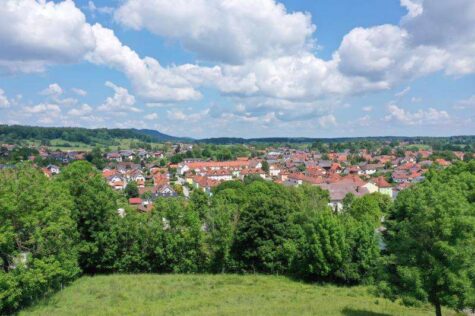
[372, 176, 391, 188]
[129, 198, 142, 205]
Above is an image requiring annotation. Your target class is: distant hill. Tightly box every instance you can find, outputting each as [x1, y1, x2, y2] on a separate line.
[0, 125, 181, 145]
[1, 125, 474, 146]
[197, 135, 475, 145]
[133, 129, 189, 142]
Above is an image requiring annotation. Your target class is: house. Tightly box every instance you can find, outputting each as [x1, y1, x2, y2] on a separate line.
[156, 184, 177, 197]
[119, 150, 135, 161]
[358, 163, 384, 176]
[371, 176, 393, 197]
[128, 169, 146, 187]
[318, 177, 369, 212]
[269, 164, 281, 177]
[106, 152, 122, 162]
[435, 158, 451, 166]
[107, 175, 127, 190]
[129, 197, 142, 205]
[46, 164, 60, 175]
[192, 176, 221, 195]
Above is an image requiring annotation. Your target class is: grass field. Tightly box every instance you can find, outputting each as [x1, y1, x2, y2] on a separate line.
[20, 274, 459, 316]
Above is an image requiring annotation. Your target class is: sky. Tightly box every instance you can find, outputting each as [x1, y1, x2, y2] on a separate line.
[0, 0, 474, 138]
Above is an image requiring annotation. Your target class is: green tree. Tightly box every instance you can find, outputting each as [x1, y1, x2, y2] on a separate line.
[380, 169, 475, 316]
[152, 198, 207, 273]
[231, 181, 297, 273]
[57, 161, 118, 273]
[261, 160, 270, 173]
[0, 164, 79, 314]
[125, 181, 139, 199]
[292, 209, 347, 281]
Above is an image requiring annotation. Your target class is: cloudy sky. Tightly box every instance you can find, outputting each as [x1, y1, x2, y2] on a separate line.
[0, 0, 474, 138]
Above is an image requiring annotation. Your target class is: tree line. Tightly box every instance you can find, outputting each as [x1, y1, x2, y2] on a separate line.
[0, 161, 474, 315]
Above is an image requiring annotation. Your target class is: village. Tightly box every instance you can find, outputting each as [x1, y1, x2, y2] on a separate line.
[1, 141, 469, 213]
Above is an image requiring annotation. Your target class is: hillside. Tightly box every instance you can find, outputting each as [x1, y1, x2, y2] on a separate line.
[21, 274, 456, 316]
[0, 125, 180, 145]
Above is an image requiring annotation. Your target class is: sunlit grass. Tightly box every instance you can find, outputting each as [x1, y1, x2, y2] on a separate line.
[20, 274, 460, 316]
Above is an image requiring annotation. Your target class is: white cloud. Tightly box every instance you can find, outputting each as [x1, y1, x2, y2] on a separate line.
[411, 96, 423, 103]
[86, 1, 113, 15]
[115, 0, 315, 64]
[86, 24, 203, 102]
[145, 113, 159, 120]
[401, 0, 475, 75]
[98, 81, 140, 112]
[167, 108, 209, 122]
[40, 83, 63, 96]
[72, 88, 87, 96]
[454, 95, 475, 110]
[0, 0, 474, 131]
[0, 0, 95, 73]
[384, 104, 449, 125]
[362, 106, 373, 112]
[336, 25, 447, 87]
[24, 103, 61, 116]
[395, 86, 411, 98]
[317, 114, 337, 128]
[0, 89, 10, 108]
[67, 103, 93, 116]
[400, 0, 424, 19]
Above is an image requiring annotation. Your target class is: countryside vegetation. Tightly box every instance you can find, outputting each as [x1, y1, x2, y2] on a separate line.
[0, 159, 474, 315]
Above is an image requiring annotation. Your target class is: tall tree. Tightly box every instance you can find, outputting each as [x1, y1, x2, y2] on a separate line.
[380, 168, 475, 316]
[57, 161, 118, 273]
[0, 164, 79, 314]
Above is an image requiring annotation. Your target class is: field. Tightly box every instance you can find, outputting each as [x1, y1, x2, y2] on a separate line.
[20, 274, 458, 316]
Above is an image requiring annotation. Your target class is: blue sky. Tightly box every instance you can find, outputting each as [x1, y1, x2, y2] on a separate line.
[0, 0, 474, 138]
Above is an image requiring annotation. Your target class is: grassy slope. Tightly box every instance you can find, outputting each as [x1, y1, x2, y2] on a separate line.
[21, 274, 458, 316]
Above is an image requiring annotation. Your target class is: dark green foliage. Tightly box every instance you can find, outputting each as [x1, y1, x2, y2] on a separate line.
[125, 181, 139, 199]
[231, 181, 299, 273]
[0, 164, 79, 314]
[292, 209, 347, 281]
[380, 161, 475, 315]
[261, 160, 269, 173]
[85, 147, 106, 169]
[57, 161, 118, 273]
[151, 198, 207, 273]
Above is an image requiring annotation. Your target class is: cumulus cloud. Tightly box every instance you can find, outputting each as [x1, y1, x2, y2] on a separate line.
[144, 112, 158, 120]
[72, 88, 87, 96]
[86, 24, 204, 102]
[1, 0, 474, 132]
[24, 103, 61, 116]
[0, 0, 95, 73]
[317, 114, 337, 128]
[401, 0, 475, 75]
[86, 1, 113, 16]
[362, 106, 373, 112]
[68, 103, 93, 116]
[114, 0, 315, 64]
[40, 83, 63, 96]
[384, 104, 450, 125]
[454, 95, 475, 110]
[400, 0, 424, 19]
[0, 89, 10, 108]
[98, 81, 141, 113]
[167, 108, 209, 122]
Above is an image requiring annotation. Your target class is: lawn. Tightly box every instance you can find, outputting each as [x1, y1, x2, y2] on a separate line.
[20, 274, 458, 316]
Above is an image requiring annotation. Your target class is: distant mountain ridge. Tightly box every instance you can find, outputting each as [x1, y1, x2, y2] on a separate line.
[1, 124, 474, 145]
[132, 129, 190, 142]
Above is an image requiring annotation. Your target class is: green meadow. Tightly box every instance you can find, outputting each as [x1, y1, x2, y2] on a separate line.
[21, 274, 460, 316]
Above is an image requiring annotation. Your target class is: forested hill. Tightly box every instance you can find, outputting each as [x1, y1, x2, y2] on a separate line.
[0, 125, 181, 144]
[1, 124, 474, 146]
